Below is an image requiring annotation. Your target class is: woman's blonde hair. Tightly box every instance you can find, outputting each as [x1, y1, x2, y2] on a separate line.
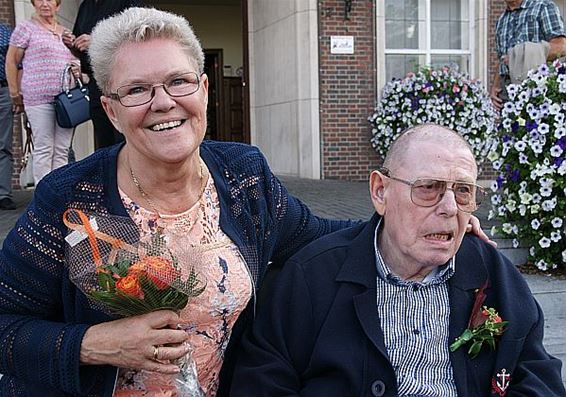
[89, 7, 204, 94]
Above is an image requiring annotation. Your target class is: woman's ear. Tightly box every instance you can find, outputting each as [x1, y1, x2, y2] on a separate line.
[100, 96, 123, 133]
[369, 170, 388, 215]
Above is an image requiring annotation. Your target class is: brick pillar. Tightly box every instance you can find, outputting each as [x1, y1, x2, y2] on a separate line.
[0, 0, 22, 191]
[318, 0, 379, 181]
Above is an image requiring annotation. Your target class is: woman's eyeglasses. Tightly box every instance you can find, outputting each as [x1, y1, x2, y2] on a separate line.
[108, 72, 201, 107]
[379, 167, 485, 213]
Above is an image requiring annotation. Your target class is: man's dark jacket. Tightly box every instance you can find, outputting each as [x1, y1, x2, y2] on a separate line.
[232, 214, 565, 397]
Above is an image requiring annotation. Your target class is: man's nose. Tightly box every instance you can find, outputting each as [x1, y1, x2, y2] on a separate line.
[436, 188, 459, 215]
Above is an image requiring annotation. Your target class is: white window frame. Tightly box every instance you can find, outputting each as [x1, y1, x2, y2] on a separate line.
[376, 0, 489, 95]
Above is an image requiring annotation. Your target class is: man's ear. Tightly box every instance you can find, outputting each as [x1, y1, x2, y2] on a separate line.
[369, 170, 388, 216]
[100, 96, 123, 133]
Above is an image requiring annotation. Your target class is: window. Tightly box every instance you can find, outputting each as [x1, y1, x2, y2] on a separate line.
[377, 0, 481, 91]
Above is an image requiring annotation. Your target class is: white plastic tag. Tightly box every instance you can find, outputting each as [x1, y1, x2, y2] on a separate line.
[65, 217, 99, 247]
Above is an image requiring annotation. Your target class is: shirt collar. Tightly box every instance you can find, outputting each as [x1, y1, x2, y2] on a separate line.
[373, 218, 455, 287]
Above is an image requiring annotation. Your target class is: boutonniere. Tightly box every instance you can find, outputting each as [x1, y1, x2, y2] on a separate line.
[450, 282, 508, 359]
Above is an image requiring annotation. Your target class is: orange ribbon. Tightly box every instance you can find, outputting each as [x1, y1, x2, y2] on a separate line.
[62, 208, 136, 271]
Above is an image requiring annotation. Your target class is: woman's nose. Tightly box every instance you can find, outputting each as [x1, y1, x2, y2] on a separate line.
[150, 85, 176, 111]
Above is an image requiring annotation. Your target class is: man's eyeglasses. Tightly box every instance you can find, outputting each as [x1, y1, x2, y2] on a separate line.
[108, 72, 201, 107]
[378, 167, 485, 213]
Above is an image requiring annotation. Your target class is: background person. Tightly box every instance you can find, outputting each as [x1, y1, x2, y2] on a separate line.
[62, 0, 144, 149]
[491, 0, 566, 110]
[231, 124, 564, 397]
[5, 0, 79, 185]
[0, 22, 15, 211]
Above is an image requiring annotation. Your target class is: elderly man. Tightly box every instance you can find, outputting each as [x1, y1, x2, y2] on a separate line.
[230, 124, 564, 397]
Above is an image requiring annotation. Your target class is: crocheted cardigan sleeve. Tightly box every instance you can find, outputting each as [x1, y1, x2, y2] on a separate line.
[0, 179, 102, 395]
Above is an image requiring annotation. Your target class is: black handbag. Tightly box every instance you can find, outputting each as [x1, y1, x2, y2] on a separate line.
[54, 64, 91, 128]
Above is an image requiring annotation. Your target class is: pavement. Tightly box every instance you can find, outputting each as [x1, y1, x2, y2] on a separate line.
[1, 177, 565, 385]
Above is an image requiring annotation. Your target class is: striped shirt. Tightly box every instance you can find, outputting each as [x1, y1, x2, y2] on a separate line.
[374, 222, 458, 397]
[496, 0, 566, 76]
[0, 23, 11, 81]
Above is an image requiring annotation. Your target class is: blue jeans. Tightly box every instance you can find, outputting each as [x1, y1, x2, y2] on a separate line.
[0, 87, 13, 200]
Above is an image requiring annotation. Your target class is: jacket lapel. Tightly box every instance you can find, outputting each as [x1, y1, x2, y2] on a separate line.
[449, 237, 489, 396]
[336, 214, 390, 360]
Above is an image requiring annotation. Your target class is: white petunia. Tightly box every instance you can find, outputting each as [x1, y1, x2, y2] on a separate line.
[514, 141, 527, 152]
[513, 239, 520, 248]
[519, 153, 529, 164]
[531, 219, 541, 229]
[536, 259, 548, 271]
[540, 186, 553, 197]
[539, 237, 551, 248]
[551, 231, 562, 242]
[519, 205, 527, 216]
[551, 217, 563, 228]
[542, 198, 557, 211]
[550, 145, 563, 157]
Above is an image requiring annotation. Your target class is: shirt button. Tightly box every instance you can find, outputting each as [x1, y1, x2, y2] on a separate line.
[413, 329, 420, 335]
[371, 380, 386, 396]
[412, 285, 419, 291]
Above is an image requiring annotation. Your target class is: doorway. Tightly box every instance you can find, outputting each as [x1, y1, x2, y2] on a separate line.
[147, 0, 249, 143]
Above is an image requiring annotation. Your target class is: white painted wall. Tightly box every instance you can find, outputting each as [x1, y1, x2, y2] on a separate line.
[248, 0, 321, 178]
[13, 0, 95, 162]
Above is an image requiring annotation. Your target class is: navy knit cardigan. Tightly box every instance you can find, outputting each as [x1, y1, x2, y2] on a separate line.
[0, 141, 351, 396]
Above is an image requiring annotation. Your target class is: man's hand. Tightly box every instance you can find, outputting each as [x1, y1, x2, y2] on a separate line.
[11, 94, 24, 114]
[490, 84, 503, 111]
[73, 34, 91, 52]
[467, 215, 497, 248]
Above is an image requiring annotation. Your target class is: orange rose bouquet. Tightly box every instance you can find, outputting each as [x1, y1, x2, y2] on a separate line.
[63, 209, 206, 397]
[63, 209, 204, 317]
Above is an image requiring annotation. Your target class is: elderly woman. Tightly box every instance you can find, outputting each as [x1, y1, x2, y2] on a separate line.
[6, 0, 79, 184]
[0, 7, 489, 397]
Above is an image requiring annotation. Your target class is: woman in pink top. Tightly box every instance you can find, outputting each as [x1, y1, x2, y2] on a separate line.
[6, 0, 79, 184]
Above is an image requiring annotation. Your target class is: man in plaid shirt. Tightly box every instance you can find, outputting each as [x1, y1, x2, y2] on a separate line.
[491, 0, 566, 110]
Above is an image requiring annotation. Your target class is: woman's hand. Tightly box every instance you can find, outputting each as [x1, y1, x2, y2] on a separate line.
[80, 310, 190, 374]
[62, 30, 75, 49]
[467, 215, 497, 248]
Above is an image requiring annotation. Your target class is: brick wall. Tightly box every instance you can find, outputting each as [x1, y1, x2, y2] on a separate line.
[0, 0, 22, 190]
[318, 0, 379, 181]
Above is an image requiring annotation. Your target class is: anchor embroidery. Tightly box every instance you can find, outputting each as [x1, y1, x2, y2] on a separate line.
[491, 368, 511, 396]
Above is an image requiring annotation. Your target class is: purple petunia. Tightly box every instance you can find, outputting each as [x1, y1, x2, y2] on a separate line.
[555, 157, 564, 167]
[526, 120, 538, 131]
[511, 122, 519, 133]
[496, 175, 504, 188]
[559, 137, 566, 150]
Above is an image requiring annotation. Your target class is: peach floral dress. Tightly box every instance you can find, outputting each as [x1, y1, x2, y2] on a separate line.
[114, 167, 253, 397]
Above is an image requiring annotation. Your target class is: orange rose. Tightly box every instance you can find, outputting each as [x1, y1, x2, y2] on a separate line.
[128, 261, 147, 276]
[116, 274, 144, 299]
[142, 256, 180, 290]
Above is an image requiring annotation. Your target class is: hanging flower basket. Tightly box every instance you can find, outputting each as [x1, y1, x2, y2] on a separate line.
[488, 60, 565, 272]
[368, 67, 498, 163]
